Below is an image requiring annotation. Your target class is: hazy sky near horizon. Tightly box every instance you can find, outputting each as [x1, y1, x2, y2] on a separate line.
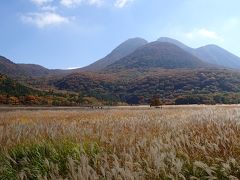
[0, 0, 240, 69]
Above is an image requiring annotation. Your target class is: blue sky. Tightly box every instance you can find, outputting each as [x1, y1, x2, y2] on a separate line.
[0, 0, 240, 69]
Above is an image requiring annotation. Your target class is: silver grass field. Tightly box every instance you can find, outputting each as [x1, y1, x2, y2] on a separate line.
[1, 106, 240, 179]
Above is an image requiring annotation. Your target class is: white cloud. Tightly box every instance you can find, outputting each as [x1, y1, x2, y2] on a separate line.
[185, 28, 223, 41]
[88, 0, 103, 6]
[23, 0, 133, 28]
[60, 0, 81, 7]
[114, 0, 133, 8]
[21, 12, 70, 28]
[41, 5, 57, 11]
[60, 0, 103, 8]
[31, 0, 53, 6]
[31, 0, 133, 8]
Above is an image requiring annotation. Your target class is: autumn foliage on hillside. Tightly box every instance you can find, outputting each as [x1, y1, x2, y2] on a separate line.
[0, 74, 104, 106]
[2, 67, 240, 106]
[53, 69, 240, 105]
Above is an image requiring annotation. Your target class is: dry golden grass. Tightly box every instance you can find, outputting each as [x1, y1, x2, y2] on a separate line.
[1, 106, 240, 179]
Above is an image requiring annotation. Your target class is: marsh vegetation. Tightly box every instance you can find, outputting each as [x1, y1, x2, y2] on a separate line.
[1, 106, 240, 179]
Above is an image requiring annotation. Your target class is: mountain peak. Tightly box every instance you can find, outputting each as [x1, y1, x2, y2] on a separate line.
[157, 38, 240, 69]
[198, 44, 223, 50]
[195, 44, 240, 68]
[82, 37, 148, 71]
[110, 37, 148, 55]
[157, 37, 194, 53]
[0, 56, 15, 64]
[124, 37, 148, 43]
[158, 37, 181, 43]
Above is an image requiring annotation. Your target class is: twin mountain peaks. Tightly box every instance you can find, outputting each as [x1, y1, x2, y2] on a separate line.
[84, 37, 240, 71]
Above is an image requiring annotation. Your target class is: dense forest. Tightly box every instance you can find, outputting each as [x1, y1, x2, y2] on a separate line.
[0, 74, 105, 106]
[53, 69, 240, 105]
[2, 67, 240, 106]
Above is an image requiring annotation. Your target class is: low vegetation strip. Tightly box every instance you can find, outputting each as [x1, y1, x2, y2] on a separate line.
[1, 107, 240, 179]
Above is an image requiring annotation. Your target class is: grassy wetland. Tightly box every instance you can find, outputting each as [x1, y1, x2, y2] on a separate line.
[1, 106, 240, 179]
